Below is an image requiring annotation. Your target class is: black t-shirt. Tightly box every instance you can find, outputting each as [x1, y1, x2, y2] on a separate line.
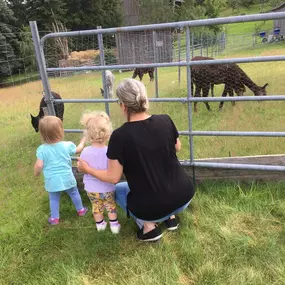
[107, 114, 195, 220]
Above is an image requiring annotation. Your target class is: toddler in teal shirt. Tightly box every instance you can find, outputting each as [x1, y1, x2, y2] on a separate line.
[34, 116, 88, 225]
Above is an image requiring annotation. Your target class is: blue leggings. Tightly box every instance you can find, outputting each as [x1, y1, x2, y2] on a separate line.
[115, 182, 191, 229]
[48, 186, 83, 219]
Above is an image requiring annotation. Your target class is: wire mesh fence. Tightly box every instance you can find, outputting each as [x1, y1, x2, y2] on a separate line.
[1, 15, 285, 197]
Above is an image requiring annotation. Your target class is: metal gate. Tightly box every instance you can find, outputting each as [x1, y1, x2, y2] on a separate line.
[30, 12, 285, 184]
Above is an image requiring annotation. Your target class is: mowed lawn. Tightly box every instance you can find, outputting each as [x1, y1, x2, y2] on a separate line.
[1, 47, 285, 284]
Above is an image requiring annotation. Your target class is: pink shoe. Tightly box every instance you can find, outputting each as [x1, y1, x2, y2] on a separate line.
[77, 207, 88, 216]
[48, 217, 59, 225]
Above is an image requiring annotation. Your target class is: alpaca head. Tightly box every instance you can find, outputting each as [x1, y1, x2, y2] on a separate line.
[254, 83, 269, 96]
[234, 83, 246, 96]
[30, 113, 40, 132]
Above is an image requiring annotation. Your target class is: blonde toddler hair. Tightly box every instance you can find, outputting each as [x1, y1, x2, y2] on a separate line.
[80, 111, 112, 144]
[39, 116, 64, 144]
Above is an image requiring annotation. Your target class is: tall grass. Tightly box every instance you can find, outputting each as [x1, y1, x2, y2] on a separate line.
[1, 47, 285, 284]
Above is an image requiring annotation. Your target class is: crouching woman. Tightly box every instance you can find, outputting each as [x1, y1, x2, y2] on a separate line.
[77, 78, 195, 242]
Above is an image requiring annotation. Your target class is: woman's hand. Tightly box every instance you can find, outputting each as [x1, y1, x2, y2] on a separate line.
[77, 157, 91, 174]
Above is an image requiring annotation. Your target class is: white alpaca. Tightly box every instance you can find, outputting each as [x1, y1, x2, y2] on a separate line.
[100, 70, 115, 98]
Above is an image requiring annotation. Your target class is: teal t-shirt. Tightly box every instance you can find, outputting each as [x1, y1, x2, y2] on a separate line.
[36, 141, 77, 192]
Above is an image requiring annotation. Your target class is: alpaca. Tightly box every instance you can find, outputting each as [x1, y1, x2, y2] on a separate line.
[100, 70, 115, 98]
[192, 56, 246, 99]
[30, 91, 64, 132]
[132, 67, 154, 82]
[191, 56, 268, 112]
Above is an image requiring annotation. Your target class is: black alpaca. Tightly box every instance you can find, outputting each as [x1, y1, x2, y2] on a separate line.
[191, 56, 268, 112]
[132, 68, 154, 82]
[30, 91, 64, 132]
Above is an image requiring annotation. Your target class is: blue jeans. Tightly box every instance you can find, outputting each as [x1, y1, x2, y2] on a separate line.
[115, 182, 191, 229]
[48, 186, 84, 219]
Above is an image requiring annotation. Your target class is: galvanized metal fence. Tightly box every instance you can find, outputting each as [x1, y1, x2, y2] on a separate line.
[29, 12, 285, 181]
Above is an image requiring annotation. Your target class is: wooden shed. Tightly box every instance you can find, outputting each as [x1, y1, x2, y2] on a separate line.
[270, 2, 285, 36]
[116, 0, 173, 65]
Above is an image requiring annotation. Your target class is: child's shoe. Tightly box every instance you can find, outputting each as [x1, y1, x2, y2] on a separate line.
[110, 220, 121, 234]
[96, 220, 107, 232]
[48, 217, 59, 225]
[77, 207, 88, 216]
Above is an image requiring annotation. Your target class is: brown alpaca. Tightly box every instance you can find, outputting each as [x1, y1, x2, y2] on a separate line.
[191, 56, 268, 112]
[132, 67, 154, 82]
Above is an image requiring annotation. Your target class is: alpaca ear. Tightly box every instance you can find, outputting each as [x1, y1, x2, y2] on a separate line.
[30, 113, 35, 119]
[263, 83, 269, 89]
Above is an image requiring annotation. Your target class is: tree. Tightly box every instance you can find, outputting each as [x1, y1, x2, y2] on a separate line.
[18, 26, 37, 73]
[63, 0, 122, 50]
[0, 0, 20, 82]
[25, 0, 67, 31]
[64, 0, 122, 31]
[138, 0, 176, 24]
[7, 0, 27, 28]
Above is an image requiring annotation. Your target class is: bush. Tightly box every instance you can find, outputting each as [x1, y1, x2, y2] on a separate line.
[94, 49, 117, 66]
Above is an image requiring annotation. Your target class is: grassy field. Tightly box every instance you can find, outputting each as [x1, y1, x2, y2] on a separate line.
[2, 43, 285, 284]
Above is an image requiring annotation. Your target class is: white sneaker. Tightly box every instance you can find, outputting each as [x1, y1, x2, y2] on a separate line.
[96, 221, 107, 232]
[110, 221, 121, 234]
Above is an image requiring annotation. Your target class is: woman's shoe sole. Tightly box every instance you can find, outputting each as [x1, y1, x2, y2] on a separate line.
[137, 233, 163, 242]
[167, 225, 179, 231]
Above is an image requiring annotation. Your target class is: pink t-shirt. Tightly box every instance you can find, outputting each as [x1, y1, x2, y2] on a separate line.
[80, 146, 115, 193]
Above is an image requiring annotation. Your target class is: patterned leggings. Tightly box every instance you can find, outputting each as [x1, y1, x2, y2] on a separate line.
[87, 191, 117, 215]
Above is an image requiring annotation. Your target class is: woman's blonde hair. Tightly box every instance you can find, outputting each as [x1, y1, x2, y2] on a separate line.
[80, 111, 112, 144]
[39, 116, 64, 144]
[116, 78, 149, 120]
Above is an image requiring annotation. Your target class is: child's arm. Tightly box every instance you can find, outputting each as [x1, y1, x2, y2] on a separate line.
[76, 137, 86, 154]
[34, 159, 44, 176]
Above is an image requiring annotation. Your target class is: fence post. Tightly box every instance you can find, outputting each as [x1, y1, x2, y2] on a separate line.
[200, 32, 203, 56]
[206, 34, 209, 57]
[186, 26, 195, 185]
[152, 31, 159, 98]
[178, 29, 181, 84]
[97, 26, 110, 116]
[30, 21, 55, 116]
[191, 32, 194, 58]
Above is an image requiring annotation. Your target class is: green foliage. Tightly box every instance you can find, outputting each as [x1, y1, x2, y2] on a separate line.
[7, 0, 27, 28]
[0, 0, 20, 82]
[64, 0, 122, 31]
[94, 49, 117, 65]
[268, 0, 284, 8]
[25, 0, 67, 31]
[138, 0, 177, 24]
[19, 26, 37, 73]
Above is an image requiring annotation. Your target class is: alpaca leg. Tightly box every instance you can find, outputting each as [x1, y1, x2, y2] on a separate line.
[202, 86, 211, 112]
[194, 84, 201, 113]
[219, 85, 228, 110]
[132, 69, 138, 79]
[211, 83, 214, 97]
[229, 89, 235, 106]
[149, 70, 154, 82]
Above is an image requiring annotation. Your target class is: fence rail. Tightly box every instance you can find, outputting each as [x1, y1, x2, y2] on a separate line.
[29, 11, 285, 182]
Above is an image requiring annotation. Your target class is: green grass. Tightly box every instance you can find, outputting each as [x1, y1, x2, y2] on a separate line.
[2, 21, 285, 285]
[220, 3, 272, 17]
[2, 72, 39, 83]
[219, 3, 274, 35]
